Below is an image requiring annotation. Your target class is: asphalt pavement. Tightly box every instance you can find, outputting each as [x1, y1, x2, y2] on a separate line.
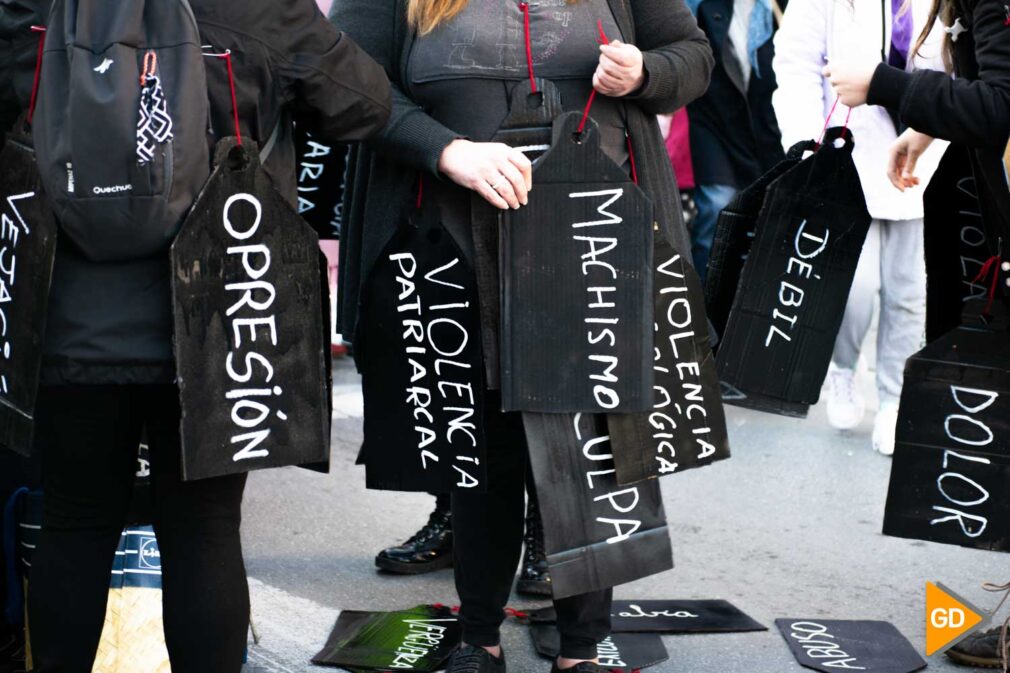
[240, 356, 1006, 673]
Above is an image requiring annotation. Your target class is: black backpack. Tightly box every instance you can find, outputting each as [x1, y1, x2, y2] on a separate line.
[33, 0, 210, 262]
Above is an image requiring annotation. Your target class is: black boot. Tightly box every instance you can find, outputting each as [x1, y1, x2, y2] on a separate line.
[375, 495, 453, 575]
[516, 497, 552, 597]
[0, 625, 25, 673]
[947, 627, 1006, 669]
[447, 644, 506, 673]
[549, 662, 603, 673]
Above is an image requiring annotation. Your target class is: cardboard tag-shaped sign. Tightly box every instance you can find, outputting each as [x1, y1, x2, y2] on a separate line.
[472, 78, 564, 389]
[524, 412, 673, 599]
[501, 112, 654, 413]
[294, 125, 346, 240]
[528, 599, 766, 633]
[923, 145, 990, 342]
[530, 625, 668, 672]
[312, 605, 460, 671]
[0, 127, 58, 457]
[884, 301, 1010, 551]
[608, 241, 730, 484]
[716, 128, 872, 417]
[358, 204, 487, 493]
[172, 138, 330, 481]
[776, 619, 927, 673]
[705, 141, 815, 345]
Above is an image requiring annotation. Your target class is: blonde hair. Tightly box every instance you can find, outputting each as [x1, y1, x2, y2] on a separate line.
[408, 0, 581, 35]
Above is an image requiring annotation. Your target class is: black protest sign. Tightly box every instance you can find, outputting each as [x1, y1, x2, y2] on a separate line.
[528, 599, 765, 633]
[472, 78, 564, 389]
[705, 141, 815, 345]
[884, 301, 1010, 551]
[501, 112, 654, 414]
[530, 626, 668, 672]
[923, 145, 991, 342]
[777, 619, 926, 673]
[716, 128, 872, 417]
[294, 126, 346, 240]
[0, 128, 58, 457]
[313, 605, 460, 671]
[608, 241, 730, 484]
[358, 204, 487, 493]
[524, 412, 673, 599]
[171, 138, 330, 481]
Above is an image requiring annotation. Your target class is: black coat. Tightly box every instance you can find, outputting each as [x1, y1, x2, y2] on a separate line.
[867, 0, 1010, 243]
[0, 0, 392, 384]
[688, 0, 784, 188]
[331, 0, 715, 344]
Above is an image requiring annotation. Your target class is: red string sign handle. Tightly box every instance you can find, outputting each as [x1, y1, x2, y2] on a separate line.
[204, 49, 242, 146]
[818, 95, 853, 147]
[972, 254, 1003, 316]
[519, 2, 537, 93]
[26, 25, 47, 125]
[576, 20, 610, 136]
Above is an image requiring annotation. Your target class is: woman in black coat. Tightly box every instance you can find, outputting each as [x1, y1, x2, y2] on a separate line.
[824, 0, 1010, 666]
[331, 1, 712, 672]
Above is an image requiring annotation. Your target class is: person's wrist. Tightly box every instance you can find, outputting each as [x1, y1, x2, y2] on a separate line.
[438, 138, 468, 175]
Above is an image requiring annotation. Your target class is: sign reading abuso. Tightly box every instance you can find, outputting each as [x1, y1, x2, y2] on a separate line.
[172, 139, 330, 481]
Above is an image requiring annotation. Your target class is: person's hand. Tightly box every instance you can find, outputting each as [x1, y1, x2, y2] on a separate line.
[437, 139, 533, 210]
[822, 61, 877, 107]
[887, 129, 935, 191]
[593, 41, 645, 97]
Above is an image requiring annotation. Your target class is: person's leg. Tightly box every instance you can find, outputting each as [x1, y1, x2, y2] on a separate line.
[690, 184, 737, 285]
[143, 386, 249, 673]
[375, 492, 453, 575]
[451, 398, 526, 655]
[873, 218, 926, 455]
[825, 221, 882, 430]
[554, 588, 613, 666]
[28, 386, 143, 673]
[875, 218, 926, 403]
[832, 220, 882, 371]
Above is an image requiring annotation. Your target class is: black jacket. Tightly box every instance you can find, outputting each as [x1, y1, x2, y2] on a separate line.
[688, 0, 784, 188]
[868, 0, 1010, 243]
[0, 0, 392, 385]
[331, 0, 714, 343]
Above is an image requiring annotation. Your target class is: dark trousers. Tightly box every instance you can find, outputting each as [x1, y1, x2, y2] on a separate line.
[451, 400, 612, 660]
[27, 385, 249, 673]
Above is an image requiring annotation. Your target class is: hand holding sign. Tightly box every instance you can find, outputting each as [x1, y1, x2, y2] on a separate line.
[438, 139, 532, 210]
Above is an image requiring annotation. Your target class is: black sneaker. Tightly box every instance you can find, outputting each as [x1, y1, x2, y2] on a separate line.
[447, 644, 506, 673]
[375, 497, 453, 575]
[516, 498, 552, 597]
[549, 662, 604, 673]
[947, 627, 1006, 669]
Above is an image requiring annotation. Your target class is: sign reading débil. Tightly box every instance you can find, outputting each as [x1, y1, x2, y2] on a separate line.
[172, 139, 330, 480]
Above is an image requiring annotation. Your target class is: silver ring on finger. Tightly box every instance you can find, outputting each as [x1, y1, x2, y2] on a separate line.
[488, 178, 508, 192]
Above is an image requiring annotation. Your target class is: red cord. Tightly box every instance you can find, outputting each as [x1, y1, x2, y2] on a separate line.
[818, 96, 853, 147]
[519, 2, 537, 93]
[415, 175, 424, 210]
[971, 254, 1002, 315]
[222, 52, 242, 146]
[576, 20, 610, 136]
[625, 130, 638, 185]
[26, 26, 46, 125]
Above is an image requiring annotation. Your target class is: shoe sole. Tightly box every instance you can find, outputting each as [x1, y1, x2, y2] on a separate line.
[946, 650, 1002, 669]
[516, 579, 553, 597]
[375, 555, 453, 575]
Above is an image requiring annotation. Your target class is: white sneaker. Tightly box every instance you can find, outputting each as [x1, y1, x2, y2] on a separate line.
[824, 364, 865, 430]
[873, 400, 900, 456]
